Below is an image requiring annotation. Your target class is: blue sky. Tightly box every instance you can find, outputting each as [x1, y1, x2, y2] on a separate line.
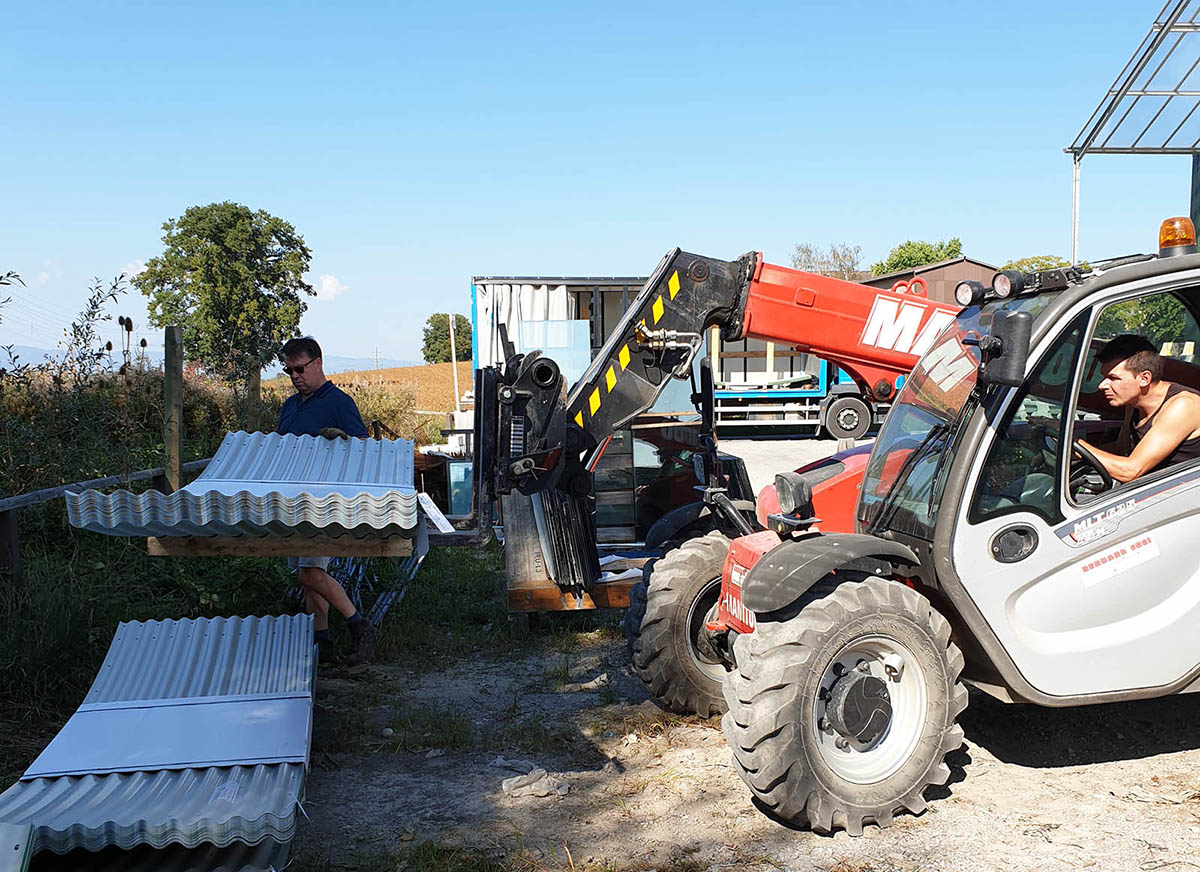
[0, 1, 1191, 363]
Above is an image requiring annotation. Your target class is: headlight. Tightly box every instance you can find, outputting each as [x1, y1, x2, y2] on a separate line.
[991, 270, 1024, 298]
[774, 472, 813, 516]
[954, 280, 986, 308]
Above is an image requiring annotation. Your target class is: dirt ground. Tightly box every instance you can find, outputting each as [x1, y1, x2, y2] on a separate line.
[295, 629, 1200, 872]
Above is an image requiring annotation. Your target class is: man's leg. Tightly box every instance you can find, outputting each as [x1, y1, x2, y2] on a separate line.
[297, 563, 377, 665]
[304, 588, 331, 632]
[297, 566, 357, 619]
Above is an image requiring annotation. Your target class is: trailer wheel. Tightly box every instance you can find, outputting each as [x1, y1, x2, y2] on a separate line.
[721, 577, 967, 835]
[825, 396, 871, 440]
[630, 531, 731, 717]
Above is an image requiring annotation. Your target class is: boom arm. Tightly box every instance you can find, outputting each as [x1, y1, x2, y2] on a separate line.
[488, 248, 959, 499]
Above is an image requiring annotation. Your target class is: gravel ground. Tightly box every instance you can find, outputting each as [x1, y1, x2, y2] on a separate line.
[297, 633, 1200, 871]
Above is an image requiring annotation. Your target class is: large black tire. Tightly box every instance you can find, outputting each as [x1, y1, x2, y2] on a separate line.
[630, 531, 731, 717]
[721, 576, 967, 835]
[623, 559, 654, 659]
[824, 395, 872, 440]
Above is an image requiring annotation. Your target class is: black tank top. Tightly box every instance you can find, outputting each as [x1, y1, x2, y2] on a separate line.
[1131, 382, 1200, 472]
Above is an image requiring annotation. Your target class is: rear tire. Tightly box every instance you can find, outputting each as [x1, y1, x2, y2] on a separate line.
[721, 577, 967, 835]
[630, 531, 731, 717]
[825, 395, 871, 440]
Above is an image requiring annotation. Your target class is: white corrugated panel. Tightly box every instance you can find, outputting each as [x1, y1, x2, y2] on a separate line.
[65, 432, 418, 538]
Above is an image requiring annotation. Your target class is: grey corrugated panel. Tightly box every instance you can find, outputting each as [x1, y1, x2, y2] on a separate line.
[0, 765, 305, 854]
[29, 836, 290, 871]
[0, 823, 33, 872]
[0, 614, 313, 855]
[65, 431, 418, 537]
[84, 615, 313, 704]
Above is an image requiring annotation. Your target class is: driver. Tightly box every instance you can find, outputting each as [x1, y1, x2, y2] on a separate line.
[1076, 334, 1200, 483]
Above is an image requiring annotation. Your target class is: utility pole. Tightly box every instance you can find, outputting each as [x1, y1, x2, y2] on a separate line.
[448, 313, 461, 414]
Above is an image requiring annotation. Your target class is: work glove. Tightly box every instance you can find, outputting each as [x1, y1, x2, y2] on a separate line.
[320, 427, 350, 441]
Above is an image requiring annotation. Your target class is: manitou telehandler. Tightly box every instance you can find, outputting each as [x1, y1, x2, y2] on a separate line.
[476, 249, 958, 717]
[472, 217, 1200, 834]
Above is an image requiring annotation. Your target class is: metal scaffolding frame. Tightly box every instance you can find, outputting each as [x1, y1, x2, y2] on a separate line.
[1066, 0, 1200, 262]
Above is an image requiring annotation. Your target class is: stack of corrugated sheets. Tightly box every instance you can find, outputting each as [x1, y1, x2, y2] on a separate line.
[66, 431, 419, 538]
[0, 614, 314, 870]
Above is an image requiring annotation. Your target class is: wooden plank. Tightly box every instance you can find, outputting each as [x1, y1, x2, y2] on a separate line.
[164, 326, 183, 492]
[595, 526, 636, 543]
[500, 493, 552, 583]
[147, 535, 413, 557]
[508, 578, 634, 612]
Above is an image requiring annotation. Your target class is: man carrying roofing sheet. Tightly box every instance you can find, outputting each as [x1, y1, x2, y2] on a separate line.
[277, 335, 376, 666]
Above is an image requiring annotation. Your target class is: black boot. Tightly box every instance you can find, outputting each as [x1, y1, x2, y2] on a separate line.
[347, 621, 378, 666]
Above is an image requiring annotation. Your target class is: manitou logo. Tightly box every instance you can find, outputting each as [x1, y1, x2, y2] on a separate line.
[919, 336, 976, 391]
[860, 298, 957, 358]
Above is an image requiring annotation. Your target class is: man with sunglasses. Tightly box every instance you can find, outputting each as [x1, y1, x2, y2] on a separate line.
[277, 336, 374, 665]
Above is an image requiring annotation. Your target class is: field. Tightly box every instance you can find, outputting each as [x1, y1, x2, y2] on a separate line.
[266, 360, 473, 417]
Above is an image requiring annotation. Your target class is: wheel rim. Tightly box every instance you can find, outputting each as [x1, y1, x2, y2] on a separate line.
[686, 577, 726, 681]
[835, 406, 861, 433]
[811, 634, 927, 784]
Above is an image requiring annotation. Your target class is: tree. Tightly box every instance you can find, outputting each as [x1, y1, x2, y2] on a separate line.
[790, 242, 862, 280]
[871, 237, 963, 276]
[1000, 255, 1070, 273]
[133, 202, 313, 377]
[422, 314, 472, 363]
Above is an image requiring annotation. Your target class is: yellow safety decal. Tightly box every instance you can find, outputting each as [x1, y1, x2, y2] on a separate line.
[589, 388, 602, 416]
[652, 295, 664, 324]
[605, 365, 617, 393]
[668, 270, 680, 299]
[575, 412, 583, 428]
[619, 344, 631, 370]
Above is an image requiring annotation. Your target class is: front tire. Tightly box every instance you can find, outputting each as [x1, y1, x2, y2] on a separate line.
[721, 577, 967, 835]
[630, 531, 731, 717]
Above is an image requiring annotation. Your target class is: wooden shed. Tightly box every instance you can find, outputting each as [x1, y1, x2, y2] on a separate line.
[861, 256, 998, 306]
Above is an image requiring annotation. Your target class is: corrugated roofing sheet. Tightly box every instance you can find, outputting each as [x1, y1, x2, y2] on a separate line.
[29, 836, 290, 871]
[66, 431, 418, 538]
[0, 614, 314, 856]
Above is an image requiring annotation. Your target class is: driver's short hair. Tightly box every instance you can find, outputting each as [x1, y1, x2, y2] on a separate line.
[281, 336, 322, 362]
[1098, 333, 1162, 381]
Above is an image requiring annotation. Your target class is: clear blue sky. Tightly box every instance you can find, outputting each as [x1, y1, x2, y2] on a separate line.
[0, 1, 1190, 362]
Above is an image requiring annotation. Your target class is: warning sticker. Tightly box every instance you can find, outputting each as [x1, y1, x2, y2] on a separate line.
[1078, 534, 1160, 587]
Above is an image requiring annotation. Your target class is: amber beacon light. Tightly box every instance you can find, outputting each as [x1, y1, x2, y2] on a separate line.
[1158, 216, 1197, 257]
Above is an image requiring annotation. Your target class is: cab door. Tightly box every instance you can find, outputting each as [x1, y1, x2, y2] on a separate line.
[950, 292, 1200, 698]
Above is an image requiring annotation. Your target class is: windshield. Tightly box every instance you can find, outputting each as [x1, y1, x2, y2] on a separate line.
[858, 294, 1053, 539]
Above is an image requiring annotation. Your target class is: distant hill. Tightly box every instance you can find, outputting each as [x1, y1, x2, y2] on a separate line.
[0, 345, 419, 376]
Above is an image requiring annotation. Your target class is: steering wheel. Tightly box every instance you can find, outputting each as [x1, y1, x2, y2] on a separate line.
[1071, 439, 1114, 493]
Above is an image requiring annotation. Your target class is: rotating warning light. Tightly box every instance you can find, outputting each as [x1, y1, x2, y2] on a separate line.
[1159, 217, 1197, 256]
[954, 280, 986, 308]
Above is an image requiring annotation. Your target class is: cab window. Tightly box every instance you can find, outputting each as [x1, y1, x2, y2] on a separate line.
[1066, 288, 1200, 498]
[970, 314, 1086, 524]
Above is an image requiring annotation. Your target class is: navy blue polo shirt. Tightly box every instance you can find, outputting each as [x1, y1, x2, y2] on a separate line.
[276, 380, 368, 438]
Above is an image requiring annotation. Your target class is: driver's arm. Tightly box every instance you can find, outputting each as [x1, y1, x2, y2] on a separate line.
[1079, 399, 1198, 482]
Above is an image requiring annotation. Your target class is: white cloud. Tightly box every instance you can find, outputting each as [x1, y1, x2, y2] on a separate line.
[313, 273, 349, 301]
[37, 257, 63, 285]
[122, 260, 148, 278]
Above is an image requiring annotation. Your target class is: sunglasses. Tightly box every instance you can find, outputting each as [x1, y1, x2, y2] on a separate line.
[283, 357, 317, 376]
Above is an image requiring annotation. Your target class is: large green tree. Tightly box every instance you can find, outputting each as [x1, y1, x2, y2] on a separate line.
[134, 202, 313, 376]
[422, 314, 472, 363]
[871, 237, 963, 276]
[1000, 254, 1070, 273]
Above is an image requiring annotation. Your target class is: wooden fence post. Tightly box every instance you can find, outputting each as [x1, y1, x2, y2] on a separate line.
[164, 326, 183, 492]
[0, 509, 20, 584]
[246, 366, 262, 432]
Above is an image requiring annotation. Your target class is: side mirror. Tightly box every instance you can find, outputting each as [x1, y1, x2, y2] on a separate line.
[979, 310, 1032, 388]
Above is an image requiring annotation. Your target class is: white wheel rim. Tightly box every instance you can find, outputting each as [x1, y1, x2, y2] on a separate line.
[686, 577, 726, 681]
[811, 634, 927, 784]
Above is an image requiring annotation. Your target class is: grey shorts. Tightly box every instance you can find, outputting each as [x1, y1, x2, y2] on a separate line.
[287, 556, 332, 572]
